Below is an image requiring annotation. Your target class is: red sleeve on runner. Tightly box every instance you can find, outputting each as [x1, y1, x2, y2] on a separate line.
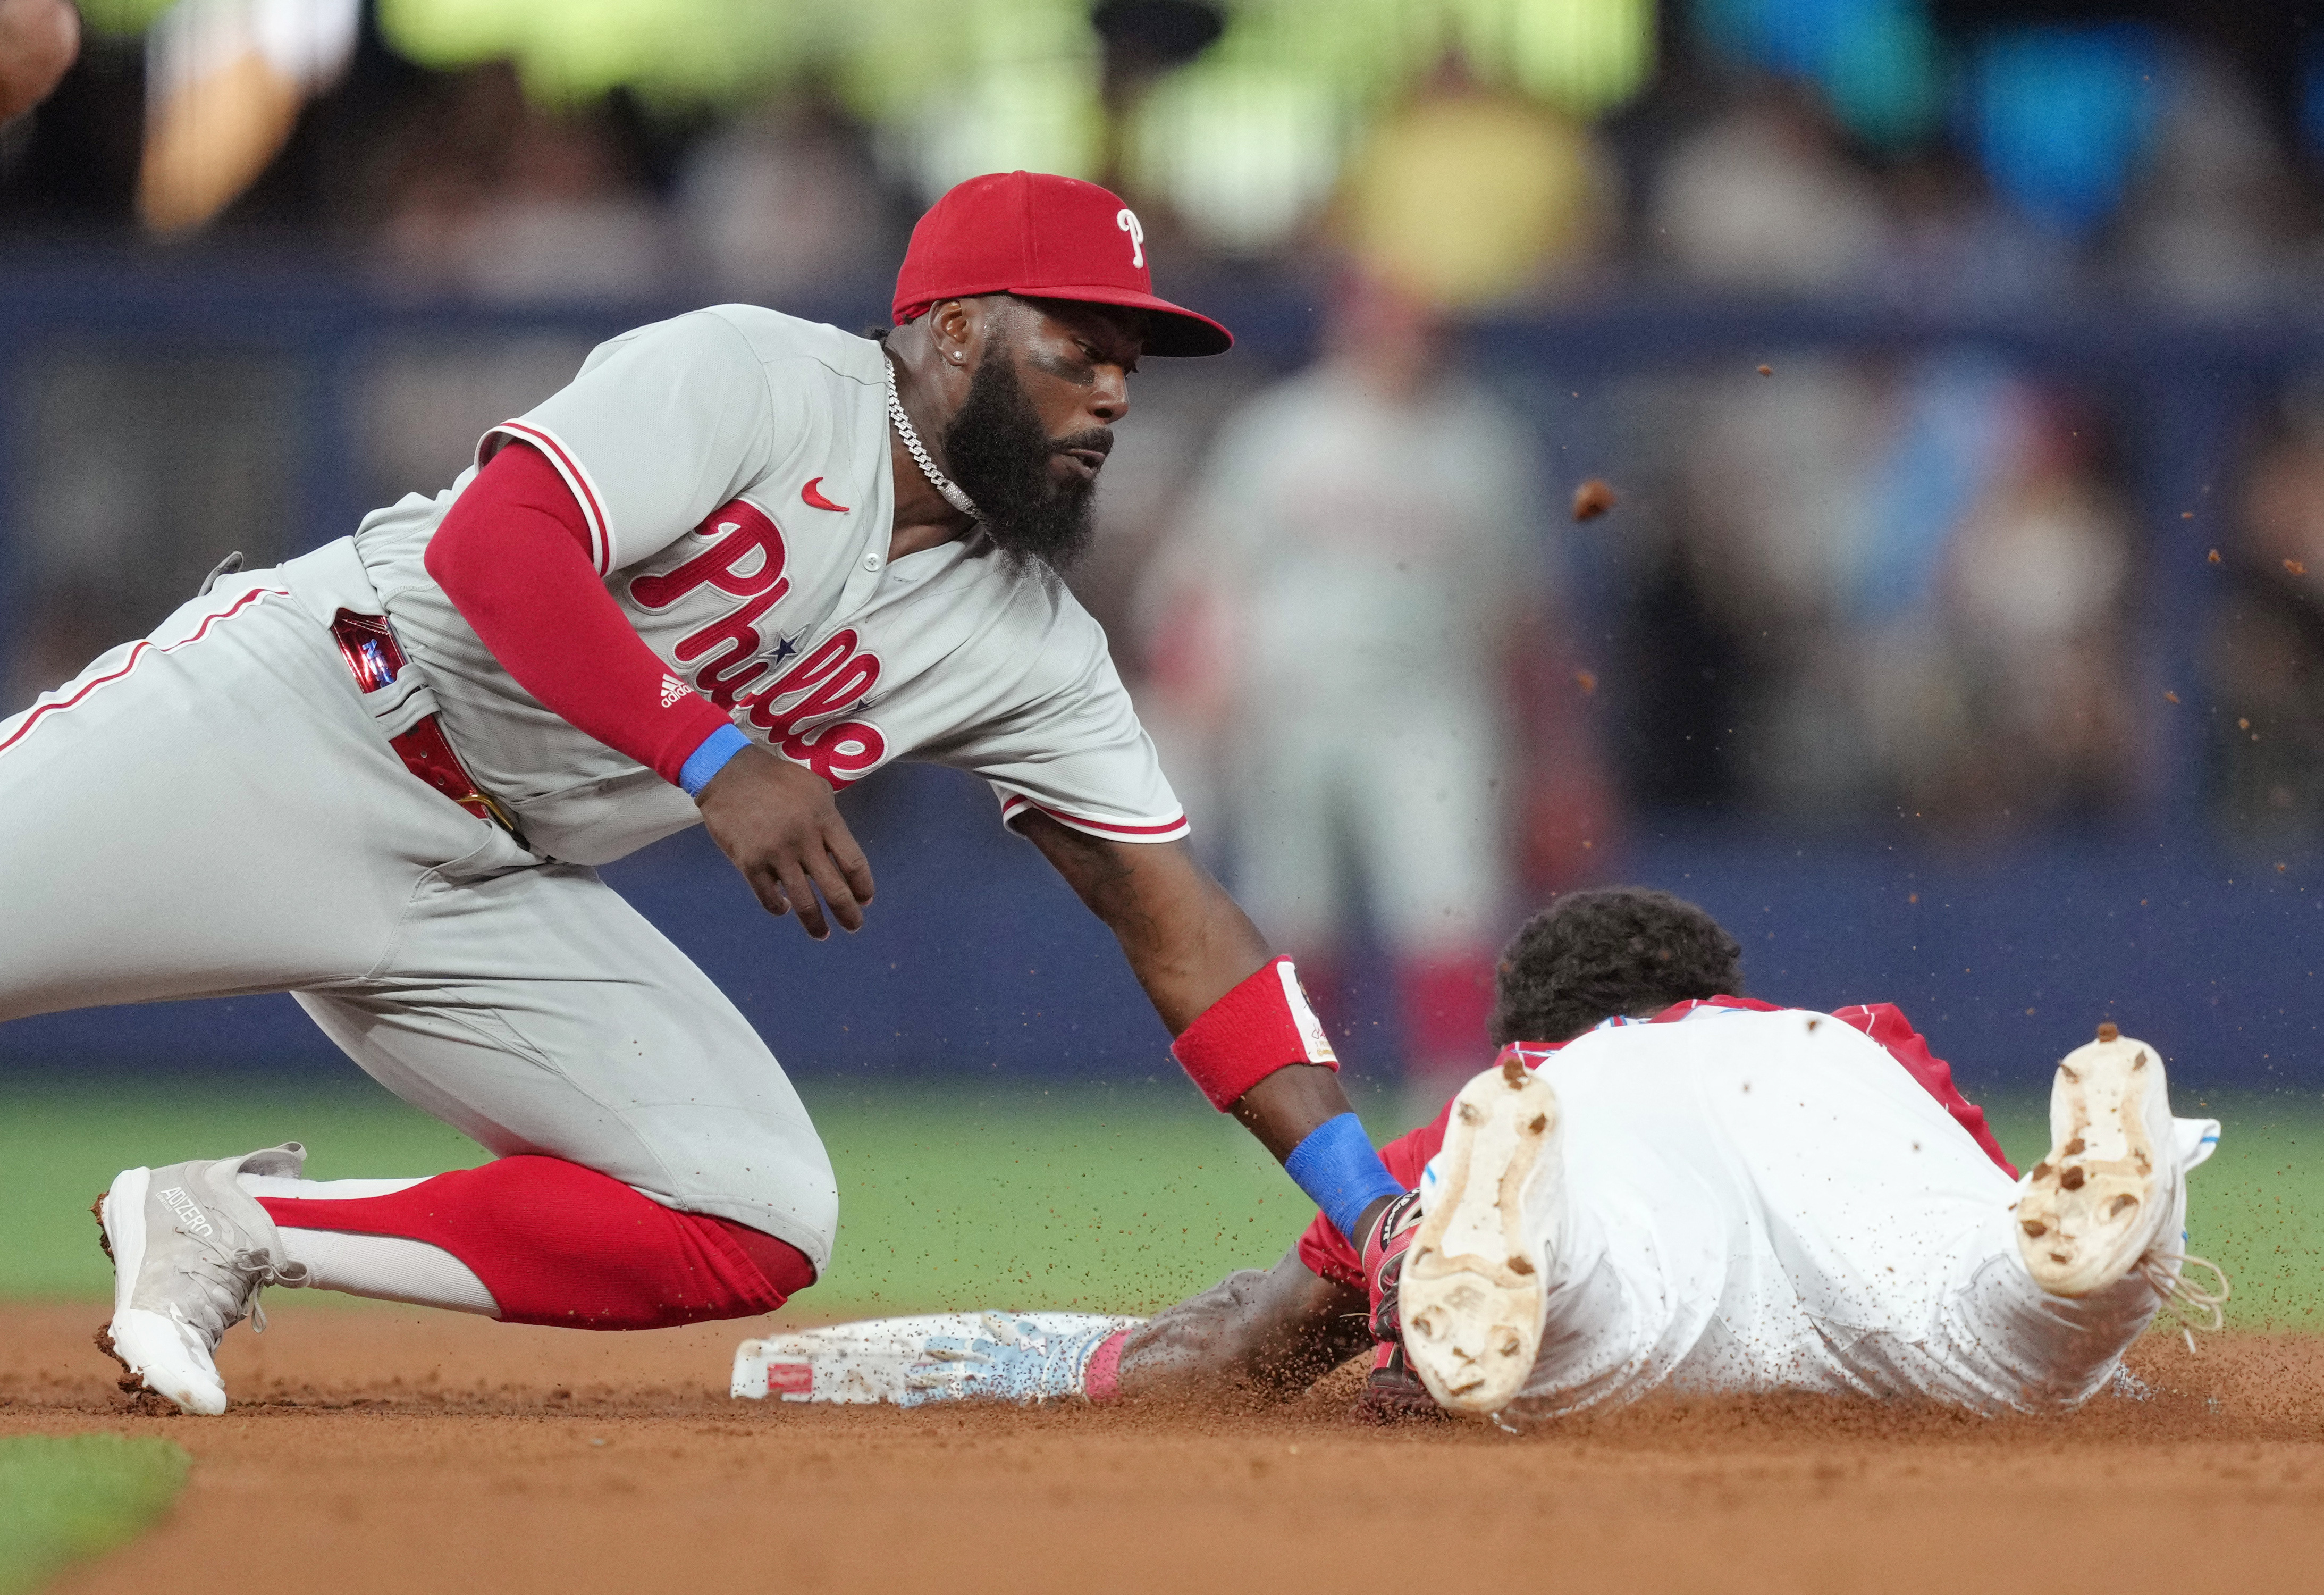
[425, 441, 736, 786]
[1832, 1003, 2019, 1178]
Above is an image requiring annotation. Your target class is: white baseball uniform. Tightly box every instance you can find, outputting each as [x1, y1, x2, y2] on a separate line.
[1485, 1006, 2211, 1421]
[0, 307, 1186, 1270]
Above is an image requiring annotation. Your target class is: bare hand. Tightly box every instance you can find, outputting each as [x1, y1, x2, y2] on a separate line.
[695, 743, 874, 939]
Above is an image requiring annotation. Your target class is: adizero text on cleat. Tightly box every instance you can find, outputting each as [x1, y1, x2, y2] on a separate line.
[1396, 1053, 1561, 1415]
[2015, 1027, 2175, 1298]
[96, 1144, 312, 1416]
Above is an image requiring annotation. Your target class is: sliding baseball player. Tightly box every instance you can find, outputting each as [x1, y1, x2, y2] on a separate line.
[740, 889, 2226, 1421]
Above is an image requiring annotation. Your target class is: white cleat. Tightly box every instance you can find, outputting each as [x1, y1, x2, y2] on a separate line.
[2016, 1025, 2227, 1321]
[1397, 1053, 1562, 1415]
[94, 1144, 312, 1415]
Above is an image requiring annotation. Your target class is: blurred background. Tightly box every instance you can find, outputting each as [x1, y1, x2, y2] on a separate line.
[4, 0, 2324, 1154]
[0, 0, 2316, 1548]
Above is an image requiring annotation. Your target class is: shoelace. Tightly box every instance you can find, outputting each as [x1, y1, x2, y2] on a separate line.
[2138, 1250, 2232, 1353]
[170, 1227, 311, 1342]
[242, 1253, 313, 1336]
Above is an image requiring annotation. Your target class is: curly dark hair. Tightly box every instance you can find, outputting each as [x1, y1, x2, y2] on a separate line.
[1487, 887, 1744, 1045]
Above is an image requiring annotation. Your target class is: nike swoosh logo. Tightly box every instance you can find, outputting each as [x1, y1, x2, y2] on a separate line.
[801, 477, 851, 513]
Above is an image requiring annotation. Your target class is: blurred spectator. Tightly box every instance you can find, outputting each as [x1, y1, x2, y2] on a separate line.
[1655, 356, 1892, 816]
[1141, 271, 1602, 1090]
[1857, 380, 2136, 835]
[0, 0, 75, 124]
[2114, 51, 2313, 308]
[7, 354, 296, 715]
[1878, 147, 2074, 308]
[454, 102, 666, 302]
[1650, 79, 1885, 291]
[1336, 62, 1619, 306]
[2210, 410, 2324, 851]
[1619, 356, 2134, 836]
[372, 63, 519, 291]
[375, 65, 665, 304]
[676, 82, 894, 306]
[135, 0, 360, 233]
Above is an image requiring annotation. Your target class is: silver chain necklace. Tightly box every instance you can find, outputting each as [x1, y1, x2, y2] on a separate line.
[885, 355, 982, 523]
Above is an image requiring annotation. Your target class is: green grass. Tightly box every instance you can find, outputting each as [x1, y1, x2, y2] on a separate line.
[6, 1077, 2322, 1327]
[0, 1435, 191, 1595]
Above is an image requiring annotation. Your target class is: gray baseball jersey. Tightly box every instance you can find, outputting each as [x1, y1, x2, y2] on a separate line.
[0, 306, 1190, 1266]
[351, 305, 1186, 865]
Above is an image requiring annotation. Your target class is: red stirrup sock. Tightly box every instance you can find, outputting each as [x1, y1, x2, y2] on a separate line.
[255, 1156, 815, 1329]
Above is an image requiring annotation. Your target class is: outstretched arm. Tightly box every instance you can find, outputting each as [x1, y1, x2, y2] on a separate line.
[1113, 1249, 1370, 1401]
[735, 1252, 1370, 1410]
[1014, 815, 1379, 1166]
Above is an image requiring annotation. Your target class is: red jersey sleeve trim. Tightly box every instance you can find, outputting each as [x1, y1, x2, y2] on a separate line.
[482, 420, 612, 575]
[1648, 995, 1786, 1022]
[1831, 1003, 2018, 1178]
[997, 792, 1190, 843]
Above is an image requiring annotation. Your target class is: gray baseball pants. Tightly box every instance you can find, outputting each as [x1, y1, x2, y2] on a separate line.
[0, 545, 837, 1269]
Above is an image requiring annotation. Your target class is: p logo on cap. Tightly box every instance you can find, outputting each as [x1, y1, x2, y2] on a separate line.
[892, 171, 1231, 358]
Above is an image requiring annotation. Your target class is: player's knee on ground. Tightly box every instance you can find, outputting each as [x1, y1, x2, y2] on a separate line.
[702, 1213, 818, 1314]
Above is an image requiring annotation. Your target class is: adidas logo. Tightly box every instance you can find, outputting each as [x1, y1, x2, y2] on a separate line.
[158, 1184, 214, 1238]
[659, 676, 688, 708]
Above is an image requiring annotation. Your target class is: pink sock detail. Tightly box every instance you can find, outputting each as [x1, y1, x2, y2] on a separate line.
[1084, 1329, 1132, 1403]
[256, 1155, 815, 1330]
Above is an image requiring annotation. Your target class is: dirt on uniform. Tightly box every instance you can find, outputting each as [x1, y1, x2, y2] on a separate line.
[7, 1302, 2324, 1594]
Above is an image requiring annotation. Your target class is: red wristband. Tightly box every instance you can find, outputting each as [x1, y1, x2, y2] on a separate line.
[1169, 955, 1338, 1111]
[1084, 1329, 1132, 1404]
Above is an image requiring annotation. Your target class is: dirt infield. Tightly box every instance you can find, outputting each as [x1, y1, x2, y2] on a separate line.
[8, 1303, 2324, 1594]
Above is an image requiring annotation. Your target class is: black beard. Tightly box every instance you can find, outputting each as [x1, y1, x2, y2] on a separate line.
[938, 349, 1100, 573]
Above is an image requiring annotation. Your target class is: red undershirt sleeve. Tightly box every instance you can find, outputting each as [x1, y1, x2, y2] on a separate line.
[423, 440, 736, 787]
[1835, 1003, 2020, 1179]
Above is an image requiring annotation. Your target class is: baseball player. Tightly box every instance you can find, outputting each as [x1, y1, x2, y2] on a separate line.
[1140, 270, 1543, 1089]
[0, 171, 1409, 1415]
[743, 888, 2227, 1421]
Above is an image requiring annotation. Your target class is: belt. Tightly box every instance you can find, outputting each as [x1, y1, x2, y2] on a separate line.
[330, 608, 528, 844]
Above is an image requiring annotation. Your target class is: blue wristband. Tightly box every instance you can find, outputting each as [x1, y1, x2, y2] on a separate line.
[1283, 1113, 1405, 1243]
[678, 723, 752, 798]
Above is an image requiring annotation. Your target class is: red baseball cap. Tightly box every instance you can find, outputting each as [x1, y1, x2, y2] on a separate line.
[893, 171, 1232, 358]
